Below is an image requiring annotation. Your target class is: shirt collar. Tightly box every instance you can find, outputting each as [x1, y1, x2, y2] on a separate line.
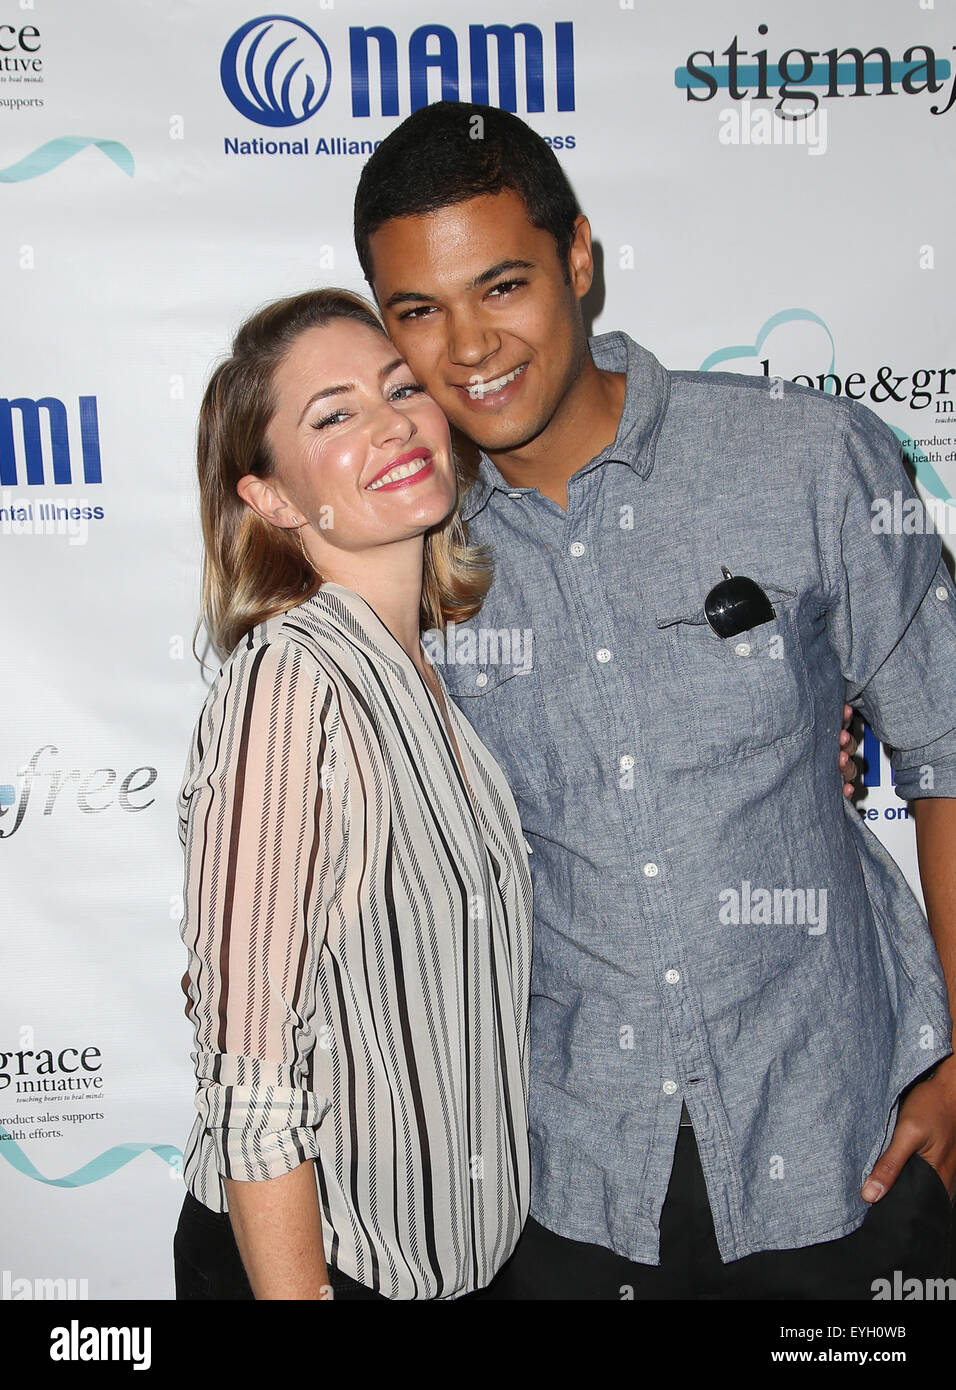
[295, 580, 419, 676]
[459, 330, 669, 521]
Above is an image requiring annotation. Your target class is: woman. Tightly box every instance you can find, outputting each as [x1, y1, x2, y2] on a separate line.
[173, 288, 532, 1300]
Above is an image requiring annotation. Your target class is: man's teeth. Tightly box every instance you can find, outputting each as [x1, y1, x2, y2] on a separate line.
[468, 364, 525, 399]
[367, 456, 430, 489]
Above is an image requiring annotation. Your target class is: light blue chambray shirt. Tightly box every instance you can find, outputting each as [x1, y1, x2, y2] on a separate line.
[430, 330, 956, 1264]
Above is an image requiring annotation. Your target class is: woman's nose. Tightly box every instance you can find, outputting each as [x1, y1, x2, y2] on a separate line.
[369, 396, 415, 446]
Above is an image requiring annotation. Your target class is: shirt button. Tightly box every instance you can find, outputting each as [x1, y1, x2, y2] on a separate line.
[643, 862, 659, 878]
[936, 586, 949, 601]
[619, 754, 635, 771]
[734, 641, 751, 657]
[664, 968, 681, 984]
[596, 648, 612, 663]
[475, 672, 489, 688]
[507, 491, 522, 499]
[662, 1079, 678, 1096]
[569, 541, 586, 557]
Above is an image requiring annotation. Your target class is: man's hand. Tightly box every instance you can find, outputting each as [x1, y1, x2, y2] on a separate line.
[840, 703, 859, 797]
[862, 1055, 956, 1202]
[863, 796, 956, 1203]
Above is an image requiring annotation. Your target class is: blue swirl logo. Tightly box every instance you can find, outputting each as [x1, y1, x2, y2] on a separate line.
[221, 15, 331, 127]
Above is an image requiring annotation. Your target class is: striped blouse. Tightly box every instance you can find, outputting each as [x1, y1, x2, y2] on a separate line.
[177, 582, 532, 1300]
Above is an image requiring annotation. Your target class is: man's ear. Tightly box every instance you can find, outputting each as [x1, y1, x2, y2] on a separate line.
[236, 473, 296, 529]
[567, 214, 594, 301]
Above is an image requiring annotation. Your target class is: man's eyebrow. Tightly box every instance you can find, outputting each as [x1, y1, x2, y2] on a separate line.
[469, 258, 535, 290]
[296, 356, 407, 425]
[382, 259, 535, 310]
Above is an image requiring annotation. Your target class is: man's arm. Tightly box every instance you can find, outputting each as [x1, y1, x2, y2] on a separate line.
[863, 796, 956, 1201]
[817, 398, 956, 1204]
[224, 1162, 332, 1299]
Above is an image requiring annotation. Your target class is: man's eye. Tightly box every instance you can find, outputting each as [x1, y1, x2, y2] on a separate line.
[397, 305, 434, 321]
[487, 279, 526, 298]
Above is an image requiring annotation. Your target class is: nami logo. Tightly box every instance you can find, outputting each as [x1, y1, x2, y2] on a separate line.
[221, 15, 332, 127]
[0, 396, 104, 542]
[222, 15, 576, 129]
[0, 396, 101, 487]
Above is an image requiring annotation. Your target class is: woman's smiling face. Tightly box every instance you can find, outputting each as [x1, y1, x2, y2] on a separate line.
[253, 317, 457, 561]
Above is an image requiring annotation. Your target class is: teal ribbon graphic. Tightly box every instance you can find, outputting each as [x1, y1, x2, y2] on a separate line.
[699, 307, 836, 378]
[0, 1124, 181, 1186]
[0, 136, 134, 183]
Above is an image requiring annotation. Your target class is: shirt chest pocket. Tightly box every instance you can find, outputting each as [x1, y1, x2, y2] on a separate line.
[658, 597, 813, 770]
[439, 656, 558, 795]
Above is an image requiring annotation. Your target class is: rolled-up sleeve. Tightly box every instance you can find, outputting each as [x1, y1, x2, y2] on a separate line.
[178, 636, 342, 1183]
[822, 400, 956, 799]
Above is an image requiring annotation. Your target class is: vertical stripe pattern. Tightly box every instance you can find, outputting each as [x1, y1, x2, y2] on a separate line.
[178, 582, 532, 1299]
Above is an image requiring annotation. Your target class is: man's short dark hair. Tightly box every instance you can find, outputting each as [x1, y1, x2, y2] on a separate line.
[353, 101, 581, 286]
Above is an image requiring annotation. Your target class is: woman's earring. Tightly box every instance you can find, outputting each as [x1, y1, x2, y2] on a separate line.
[289, 516, 312, 569]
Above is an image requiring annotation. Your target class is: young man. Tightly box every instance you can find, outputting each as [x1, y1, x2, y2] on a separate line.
[352, 101, 956, 1298]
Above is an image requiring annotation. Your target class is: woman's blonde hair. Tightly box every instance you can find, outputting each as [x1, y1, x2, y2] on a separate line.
[195, 287, 492, 662]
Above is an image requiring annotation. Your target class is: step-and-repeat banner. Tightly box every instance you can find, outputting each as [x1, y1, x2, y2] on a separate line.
[1, 0, 953, 1299]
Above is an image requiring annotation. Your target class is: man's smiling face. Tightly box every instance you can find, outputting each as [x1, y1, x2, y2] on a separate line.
[367, 188, 594, 458]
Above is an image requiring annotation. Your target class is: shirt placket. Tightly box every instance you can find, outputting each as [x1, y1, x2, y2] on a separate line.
[558, 465, 740, 1256]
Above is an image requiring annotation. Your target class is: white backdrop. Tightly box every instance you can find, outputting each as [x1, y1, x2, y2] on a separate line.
[1, 0, 953, 1300]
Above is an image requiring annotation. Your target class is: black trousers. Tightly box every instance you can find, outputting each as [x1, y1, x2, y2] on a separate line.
[174, 1128, 953, 1301]
[488, 1120, 955, 1300]
[173, 1188, 493, 1301]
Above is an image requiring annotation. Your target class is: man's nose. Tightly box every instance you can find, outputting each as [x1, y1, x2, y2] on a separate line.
[447, 310, 499, 368]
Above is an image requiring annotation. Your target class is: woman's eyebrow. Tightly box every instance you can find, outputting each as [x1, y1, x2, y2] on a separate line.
[296, 357, 407, 425]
